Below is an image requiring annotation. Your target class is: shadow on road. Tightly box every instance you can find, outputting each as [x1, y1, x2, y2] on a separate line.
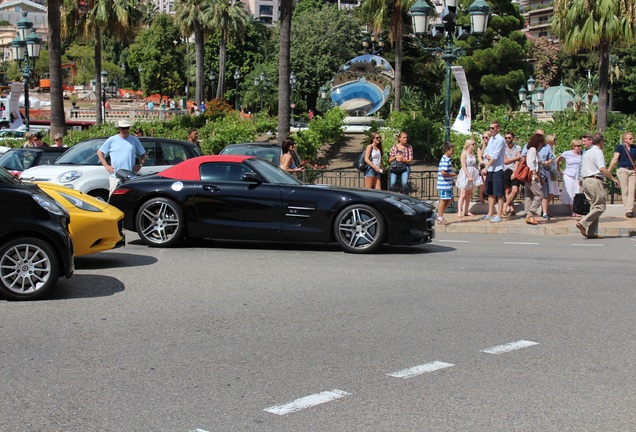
[47, 274, 125, 300]
[74, 252, 158, 270]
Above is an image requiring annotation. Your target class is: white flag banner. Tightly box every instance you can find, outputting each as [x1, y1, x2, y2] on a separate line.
[451, 66, 471, 136]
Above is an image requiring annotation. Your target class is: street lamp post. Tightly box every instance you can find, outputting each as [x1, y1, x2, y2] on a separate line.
[254, 72, 270, 112]
[518, 77, 544, 122]
[233, 68, 241, 111]
[409, 0, 490, 142]
[290, 71, 297, 123]
[362, 31, 385, 55]
[210, 71, 216, 100]
[11, 11, 42, 132]
[101, 70, 108, 120]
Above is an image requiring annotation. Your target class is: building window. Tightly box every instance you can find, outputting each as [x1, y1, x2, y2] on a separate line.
[259, 5, 273, 16]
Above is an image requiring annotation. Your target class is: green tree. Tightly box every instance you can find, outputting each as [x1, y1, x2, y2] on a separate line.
[61, 0, 140, 124]
[128, 14, 185, 97]
[360, 0, 413, 112]
[209, 0, 248, 100]
[174, 0, 212, 106]
[552, 0, 636, 131]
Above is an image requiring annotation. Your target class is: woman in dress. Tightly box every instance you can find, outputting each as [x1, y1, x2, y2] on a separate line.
[556, 139, 583, 216]
[280, 137, 304, 173]
[542, 134, 559, 218]
[364, 132, 384, 190]
[477, 131, 490, 202]
[388, 131, 414, 195]
[524, 133, 545, 225]
[456, 139, 482, 217]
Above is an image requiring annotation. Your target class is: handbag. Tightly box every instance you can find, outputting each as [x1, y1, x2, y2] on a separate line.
[389, 160, 407, 174]
[548, 160, 559, 181]
[354, 150, 368, 172]
[573, 193, 590, 215]
[513, 156, 532, 183]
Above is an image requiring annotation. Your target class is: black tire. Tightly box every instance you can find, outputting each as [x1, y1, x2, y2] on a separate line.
[0, 237, 60, 300]
[88, 190, 109, 202]
[135, 197, 185, 247]
[333, 204, 385, 253]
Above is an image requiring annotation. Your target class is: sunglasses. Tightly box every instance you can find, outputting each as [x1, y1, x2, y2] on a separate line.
[482, 136, 488, 139]
[574, 145, 582, 147]
[489, 126, 496, 130]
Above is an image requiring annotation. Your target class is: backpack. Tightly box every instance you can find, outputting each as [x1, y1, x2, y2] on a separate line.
[354, 148, 369, 172]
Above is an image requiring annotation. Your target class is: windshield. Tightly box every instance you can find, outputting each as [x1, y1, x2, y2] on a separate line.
[55, 139, 104, 165]
[0, 166, 19, 184]
[246, 158, 303, 185]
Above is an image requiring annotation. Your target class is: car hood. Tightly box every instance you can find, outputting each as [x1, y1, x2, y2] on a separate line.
[35, 182, 115, 211]
[21, 164, 103, 178]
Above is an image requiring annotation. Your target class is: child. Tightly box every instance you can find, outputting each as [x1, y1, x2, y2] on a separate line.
[436, 142, 457, 225]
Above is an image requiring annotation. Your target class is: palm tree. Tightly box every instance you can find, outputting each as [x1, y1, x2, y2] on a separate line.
[552, 0, 636, 131]
[47, 0, 65, 137]
[209, 0, 248, 99]
[360, 0, 413, 112]
[62, 0, 139, 125]
[174, 0, 211, 107]
[277, 0, 293, 142]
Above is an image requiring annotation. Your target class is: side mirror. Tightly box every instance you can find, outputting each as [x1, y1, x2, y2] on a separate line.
[241, 172, 261, 183]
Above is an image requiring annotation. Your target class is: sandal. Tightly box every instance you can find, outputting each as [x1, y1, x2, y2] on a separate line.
[626, 212, 634, 218]
[525, 216, 538, 225]
[437, 218, 450, 225]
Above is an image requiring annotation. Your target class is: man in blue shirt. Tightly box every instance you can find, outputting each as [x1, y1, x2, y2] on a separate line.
[97, 119, 147, 194]
[481, 121, 506, 223]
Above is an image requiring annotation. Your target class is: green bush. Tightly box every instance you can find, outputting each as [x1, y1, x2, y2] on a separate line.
[294, 107, 346, 162]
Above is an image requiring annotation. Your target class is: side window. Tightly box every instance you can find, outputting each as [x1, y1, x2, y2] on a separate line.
[142, 141, 156, 166]
[160, 142, 188, 165]
[200, 163, 251, 182]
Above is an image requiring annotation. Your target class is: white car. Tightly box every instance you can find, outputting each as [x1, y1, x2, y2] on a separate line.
[20, 137, 202, 201]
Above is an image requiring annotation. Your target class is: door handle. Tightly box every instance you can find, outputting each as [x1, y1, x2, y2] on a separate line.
[203, 185, 220, 192]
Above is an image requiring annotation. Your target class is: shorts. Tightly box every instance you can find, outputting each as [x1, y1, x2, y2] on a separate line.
[365, 166, 380, 177]
[485, 170, 504, 197]
[438, 188, 453, 200]
[504, 168, 521, 188]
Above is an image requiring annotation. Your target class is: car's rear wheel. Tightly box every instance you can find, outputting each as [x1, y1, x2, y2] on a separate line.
[0, 237, 60, 300]
[334, 204, 384, 253]
[135, 197, 185, 247]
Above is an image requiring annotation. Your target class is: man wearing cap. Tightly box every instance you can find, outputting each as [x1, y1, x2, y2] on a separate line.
[97, 119, 147, 193]
[576, 133, 620, 239]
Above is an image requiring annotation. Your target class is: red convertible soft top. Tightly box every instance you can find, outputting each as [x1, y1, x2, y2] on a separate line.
[160, 155, 253, 181]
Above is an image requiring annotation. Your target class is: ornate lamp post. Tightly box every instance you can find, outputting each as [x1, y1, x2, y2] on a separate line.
[11, 11, 42, 131]
[209, 70, 216, 100]
[101, 69, 108, 119]
[409, 0, 490, 142]
[254, 72, 270, 112]
[362, 30, 384, 55]
[518, 77, 544, 122]
[290, 71, 297, 123]
[233, 67, 241, 111]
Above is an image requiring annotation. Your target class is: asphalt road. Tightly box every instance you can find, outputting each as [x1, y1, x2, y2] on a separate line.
[2, 232, 636, 431]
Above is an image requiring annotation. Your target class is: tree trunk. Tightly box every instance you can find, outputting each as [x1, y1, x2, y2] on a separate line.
[597, 40, 610, 132]
[217, 34, 227, 100]
[47, 0, 65, 136]
[394, 33, 402, 112]
[277, 0, 293, 143]
[194, 21, 205, 106]
[94, 26, 103, 125]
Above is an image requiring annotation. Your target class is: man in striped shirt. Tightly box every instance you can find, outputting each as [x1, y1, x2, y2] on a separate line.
[436, 142, 456, 225]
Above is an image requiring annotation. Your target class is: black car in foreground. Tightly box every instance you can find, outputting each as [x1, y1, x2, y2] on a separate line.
[0, 146, 67, 175]
[109, 155, 435, 253]
[0, 167, 74, 300]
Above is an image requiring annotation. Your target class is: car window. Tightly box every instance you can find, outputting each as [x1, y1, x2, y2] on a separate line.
[40, 152, 61, 165]
[200, 162, 252, 182]
[142, 141, 156, 166]
[159, 142, 188, 165]
[0, 151, 26, 170]
[56, 140, 103, 165]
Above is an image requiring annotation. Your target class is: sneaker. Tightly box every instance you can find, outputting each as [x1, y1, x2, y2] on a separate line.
[490, 216, 503, 223]
[479, 215, 492, 221]
[542, 214, 550, 220]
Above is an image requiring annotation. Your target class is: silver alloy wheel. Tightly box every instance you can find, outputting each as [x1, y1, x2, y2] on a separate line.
[334, 204, 384, 253]
[136, 198, 184, 247]
[0, 238, 58, 300]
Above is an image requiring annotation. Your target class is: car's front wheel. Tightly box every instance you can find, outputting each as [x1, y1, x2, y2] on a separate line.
[334, 204, 385, 253]
[135, 197, 185, 247]
[0, 237, 60, 300]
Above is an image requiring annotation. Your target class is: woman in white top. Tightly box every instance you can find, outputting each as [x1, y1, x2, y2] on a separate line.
[456, 139, 482, 217]
[556, 139, 583, 216]
[364, 132, 384, 190]
[524, 133, 545, 225]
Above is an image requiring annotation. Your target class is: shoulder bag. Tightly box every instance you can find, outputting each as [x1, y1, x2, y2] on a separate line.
[513, 156, 532, 183]
[573, 193, 590, 215]
[354, 148, 369, 172]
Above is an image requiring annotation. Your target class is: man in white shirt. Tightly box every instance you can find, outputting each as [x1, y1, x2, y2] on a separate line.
[480, 121, 506, 223]
[576, 133, 619, 239]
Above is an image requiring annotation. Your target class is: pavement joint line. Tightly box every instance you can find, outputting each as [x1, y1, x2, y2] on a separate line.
[264, 389, 351, 415]
[481, 340, 539, 354]
[387, 361, 455, 379]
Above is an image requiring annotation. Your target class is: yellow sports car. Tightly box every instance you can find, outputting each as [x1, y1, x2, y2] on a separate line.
[36, 183, 125, 257]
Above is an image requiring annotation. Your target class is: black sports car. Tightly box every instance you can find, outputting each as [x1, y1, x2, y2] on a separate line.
[0, 167, 74, 300]
[109, 155, 436, 253]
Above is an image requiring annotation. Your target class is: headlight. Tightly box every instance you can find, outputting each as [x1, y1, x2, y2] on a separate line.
[58, 170, 83, 183]
[57, 191, 102, 212]
[384, 197, 417, 216]
[33, 194, 67, 216]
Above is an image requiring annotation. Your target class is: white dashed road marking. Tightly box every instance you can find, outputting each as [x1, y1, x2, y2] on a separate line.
[481, 340, 539, 354]
[571, 243, 604, 247]
[504, 241, 538, 245]
[387, 361, 455, 379]
[438, 239, 470, 243]
[264, 389, 351, 415]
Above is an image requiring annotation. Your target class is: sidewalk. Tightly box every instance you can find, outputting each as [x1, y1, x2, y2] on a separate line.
[435, 202, 636, 237]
